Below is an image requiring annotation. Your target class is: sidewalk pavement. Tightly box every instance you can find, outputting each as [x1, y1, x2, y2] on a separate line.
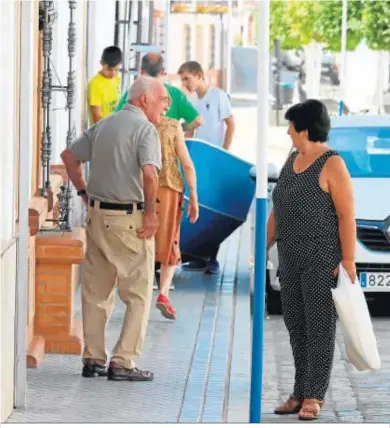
[7, 217, 390, 424]
[8, 223, 252, 424]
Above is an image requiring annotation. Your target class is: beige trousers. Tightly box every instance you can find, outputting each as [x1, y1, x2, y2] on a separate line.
[82, 201, 154, 369]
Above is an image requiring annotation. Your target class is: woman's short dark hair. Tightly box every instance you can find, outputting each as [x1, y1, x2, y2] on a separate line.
[284, 99, 330, 142]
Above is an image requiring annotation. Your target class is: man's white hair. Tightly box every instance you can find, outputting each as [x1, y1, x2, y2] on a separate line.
[128, 76, 159, 101]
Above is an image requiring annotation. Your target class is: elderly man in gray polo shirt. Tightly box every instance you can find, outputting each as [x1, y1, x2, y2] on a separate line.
[61, 76, 169, 382]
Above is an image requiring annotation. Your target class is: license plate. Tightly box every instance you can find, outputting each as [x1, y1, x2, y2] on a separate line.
[360, 272, 390, 290]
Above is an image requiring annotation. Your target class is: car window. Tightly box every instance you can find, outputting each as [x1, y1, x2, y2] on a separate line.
[329, 127, 390, 178]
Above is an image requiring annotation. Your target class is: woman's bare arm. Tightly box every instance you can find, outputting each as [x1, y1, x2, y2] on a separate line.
[326, 156, 356, 260]
[176, 124, 197, 195]
[325, 156, 356, 280]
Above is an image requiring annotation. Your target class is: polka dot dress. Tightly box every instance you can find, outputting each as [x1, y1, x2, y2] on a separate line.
[272, 150, 342, 401]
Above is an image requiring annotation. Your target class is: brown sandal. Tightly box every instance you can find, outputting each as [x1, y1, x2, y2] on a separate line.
[274, 395, 302, 415]
[298, 399, 324, 421]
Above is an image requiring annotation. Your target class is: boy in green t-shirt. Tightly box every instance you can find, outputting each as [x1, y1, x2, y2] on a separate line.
[115, 53, 203, 134]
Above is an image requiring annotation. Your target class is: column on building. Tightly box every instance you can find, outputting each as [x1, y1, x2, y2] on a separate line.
[0, 0, 22, 421]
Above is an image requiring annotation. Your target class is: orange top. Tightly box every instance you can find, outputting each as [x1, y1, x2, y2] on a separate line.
[156, 117, 185, 194]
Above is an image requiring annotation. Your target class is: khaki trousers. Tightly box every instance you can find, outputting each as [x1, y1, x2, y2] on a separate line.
[82, 201, 154, 369]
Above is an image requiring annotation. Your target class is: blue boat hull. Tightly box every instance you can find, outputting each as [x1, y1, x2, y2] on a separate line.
[180, 139, 256, 260]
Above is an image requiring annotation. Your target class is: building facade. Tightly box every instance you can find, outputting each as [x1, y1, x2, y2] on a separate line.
[0, 0, 239, 422]
[1, 0, 90, 421]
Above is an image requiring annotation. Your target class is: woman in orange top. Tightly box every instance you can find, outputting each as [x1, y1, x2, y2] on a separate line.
[155, 116, 199, 319]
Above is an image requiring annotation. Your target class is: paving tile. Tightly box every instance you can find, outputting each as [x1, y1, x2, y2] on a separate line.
[6, 216, 390, 424]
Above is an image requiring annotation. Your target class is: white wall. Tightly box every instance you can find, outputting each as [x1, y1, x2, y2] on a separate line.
[1, 243, 17, 422]
[343, 43, 390, 111]
[0, 0, 18, 243]
[87, 0, 116, 81]
[167, 13, 223, 75]
[167, 15, 187, 74]
[0, 1, 18, 420]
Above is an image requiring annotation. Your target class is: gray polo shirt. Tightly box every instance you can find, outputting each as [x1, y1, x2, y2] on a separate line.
[70, 104, 161, 203]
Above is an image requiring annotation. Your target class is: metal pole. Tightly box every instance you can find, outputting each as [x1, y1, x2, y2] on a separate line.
[41, 1, 54, 197]
[225, 0, 232, 94]
[274, 39, 281, 126]
[125, 0, 134, 90]
[59, 0, 77, 231]
[250, 0, 270, 423]
[135, 1, 143, 73]
[121, 0, 129, 89]
[163, 0, 170, 83]
[114, 0, 120, 46]
[339, 0, 348, 116]
[148, 1, 154, 45]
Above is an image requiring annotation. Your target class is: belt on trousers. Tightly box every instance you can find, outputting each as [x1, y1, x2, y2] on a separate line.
[89, 199, 144, 213]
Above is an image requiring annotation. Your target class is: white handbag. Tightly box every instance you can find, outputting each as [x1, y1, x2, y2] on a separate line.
[331, 264, 381, 371]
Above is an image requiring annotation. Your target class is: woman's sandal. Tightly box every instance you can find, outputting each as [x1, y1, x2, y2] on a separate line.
[298, 399, 324, 421]
[274, 395, 302, 415]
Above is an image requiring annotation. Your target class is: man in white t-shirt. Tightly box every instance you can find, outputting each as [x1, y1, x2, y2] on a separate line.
[178, 61, 235, 274]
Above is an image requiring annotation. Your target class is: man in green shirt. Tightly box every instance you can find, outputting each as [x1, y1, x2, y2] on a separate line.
[115, 53, 203, 135]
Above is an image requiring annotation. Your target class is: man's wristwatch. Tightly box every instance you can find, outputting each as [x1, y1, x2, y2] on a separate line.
[77, 189, 87, 197]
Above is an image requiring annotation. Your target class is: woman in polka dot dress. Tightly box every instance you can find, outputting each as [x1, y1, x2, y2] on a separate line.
[267, 100, 357, 421]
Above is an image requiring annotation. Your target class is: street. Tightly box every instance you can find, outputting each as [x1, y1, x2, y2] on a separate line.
[260, 313, 390, 424]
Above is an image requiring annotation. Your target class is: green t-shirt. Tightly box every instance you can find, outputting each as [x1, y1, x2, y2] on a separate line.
[114, 83, 199, 123]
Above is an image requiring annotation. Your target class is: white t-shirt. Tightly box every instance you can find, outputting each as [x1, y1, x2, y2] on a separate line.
[188, 87, 232, 148]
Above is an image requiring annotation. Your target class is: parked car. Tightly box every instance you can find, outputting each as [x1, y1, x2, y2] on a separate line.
[266, 116, 390, 314]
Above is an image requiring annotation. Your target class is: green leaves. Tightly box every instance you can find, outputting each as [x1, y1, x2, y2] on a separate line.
[285, 0, 323, 47]
[315, 0, 364, 52]
[363, 0, 390, 51]
[255, 0, 388, 52]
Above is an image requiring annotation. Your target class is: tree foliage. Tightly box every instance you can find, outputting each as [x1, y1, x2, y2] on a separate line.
[284, 0, 323, 47]
[256, 0, 322, 49]
[362, 0, 390, 51]
[314, 0, 364, 52]
[269, 0, 296, 49]
[253, 0, 390, 53]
